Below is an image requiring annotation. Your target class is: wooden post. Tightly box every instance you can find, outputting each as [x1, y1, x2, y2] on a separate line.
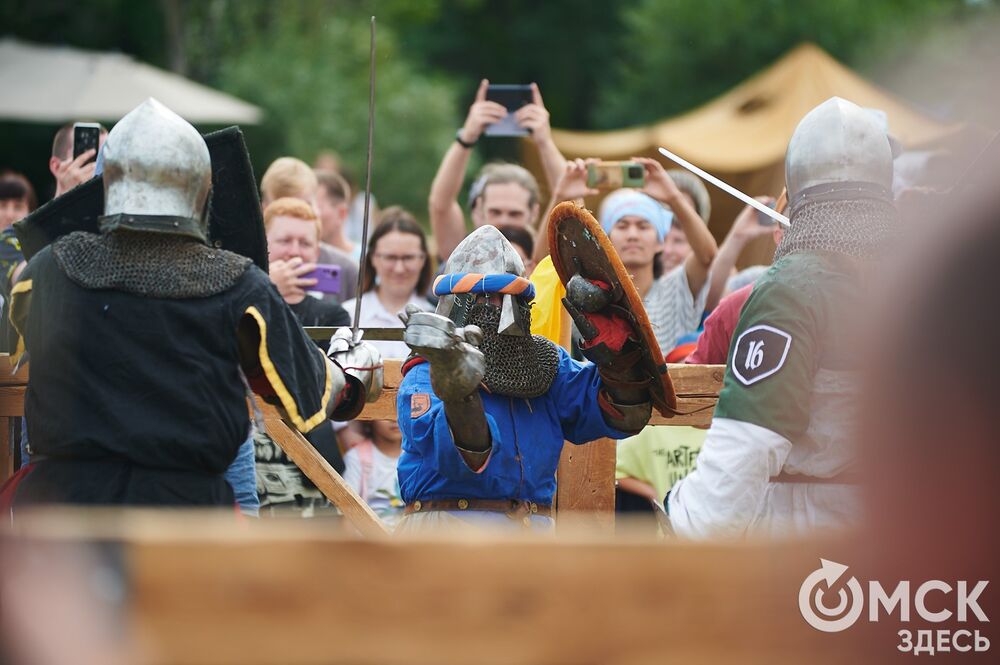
[257, 402, 389, 538]
[553, 363, 726, 525]
[0, 416, 10, 482]
[0, 358, 29, 483]
[556, 437, 617, 530]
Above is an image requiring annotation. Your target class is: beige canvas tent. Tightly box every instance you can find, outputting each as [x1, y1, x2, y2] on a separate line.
[526, 43, 956, 265]
[0, 37, 262, 124]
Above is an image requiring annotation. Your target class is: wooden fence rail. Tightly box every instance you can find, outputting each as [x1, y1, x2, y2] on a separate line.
[0, 358, 725, 533]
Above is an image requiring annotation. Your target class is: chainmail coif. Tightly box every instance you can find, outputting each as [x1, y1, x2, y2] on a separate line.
[52, 230, 252, 298]
[774, 198, 899, 262]
[465, 302, 559, 399]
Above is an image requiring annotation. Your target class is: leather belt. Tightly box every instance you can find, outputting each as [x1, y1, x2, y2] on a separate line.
[771, 471, 860, 485]
[404, 498, 552, 520]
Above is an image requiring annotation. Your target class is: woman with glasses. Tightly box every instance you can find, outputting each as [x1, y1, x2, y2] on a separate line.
[342, 206, 434, 360]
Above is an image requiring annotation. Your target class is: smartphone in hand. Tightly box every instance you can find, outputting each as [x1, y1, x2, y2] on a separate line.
[484, 84, 533, 137]
[587, 161, 646, 189]
[73, 122, 102, 164]
[302, 264, 342, 295]
[757, 198, 778, 226]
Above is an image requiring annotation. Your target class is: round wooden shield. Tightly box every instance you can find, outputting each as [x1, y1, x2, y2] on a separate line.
[548, 201, 677, 415]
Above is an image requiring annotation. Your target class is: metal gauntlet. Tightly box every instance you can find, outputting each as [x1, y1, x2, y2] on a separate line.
[327, 328, 384, 420]
[563, 275, 652, 434]
[401, 308, 485, 403]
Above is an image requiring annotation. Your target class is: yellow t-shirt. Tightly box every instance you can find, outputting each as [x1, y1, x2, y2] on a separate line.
[529, 255, 567, 347]
[616, 426, 707, 499]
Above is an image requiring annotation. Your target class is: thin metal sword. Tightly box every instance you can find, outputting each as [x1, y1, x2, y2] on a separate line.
[308, 327, 402, 343]
[352, 15, 377, 344]
[951, 129, 1000, 191]
[657, 146, 790, 226]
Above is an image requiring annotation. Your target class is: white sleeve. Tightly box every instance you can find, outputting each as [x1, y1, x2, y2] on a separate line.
[341, 448, 364, 496]
[667, 417, 791, 539]
[331, 297, 357, 434]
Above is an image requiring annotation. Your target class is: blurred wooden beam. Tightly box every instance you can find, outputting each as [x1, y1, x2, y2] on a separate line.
[5, 509, 861, 665]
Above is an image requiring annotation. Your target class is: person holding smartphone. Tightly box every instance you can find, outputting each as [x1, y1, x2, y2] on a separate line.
[258, 157, 360, 306]
[264, 198, 351, 328]
[429, 79, 566, 263]
[545, 157, 717, 354]
[48, 121, 108, 198]
[527, 158, 717, 354]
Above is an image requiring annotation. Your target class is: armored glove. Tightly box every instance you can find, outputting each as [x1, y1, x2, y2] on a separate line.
[562, 275, 652, 433]
[327, 328, 384, 405]
[400, 305, 485, 403]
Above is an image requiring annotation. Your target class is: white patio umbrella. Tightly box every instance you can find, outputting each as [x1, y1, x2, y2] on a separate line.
[0, 37, 263, 124]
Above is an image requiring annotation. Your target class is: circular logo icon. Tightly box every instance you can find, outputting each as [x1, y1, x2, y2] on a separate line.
[798, 559, 865, 633]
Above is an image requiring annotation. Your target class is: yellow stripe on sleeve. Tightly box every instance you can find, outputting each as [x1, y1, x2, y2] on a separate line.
[9, 279, 32, 363]
[244, 305, 333, 432]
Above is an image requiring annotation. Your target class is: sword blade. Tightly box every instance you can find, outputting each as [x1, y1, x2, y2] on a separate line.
[657, 146, 790, 226]
[952, 129, 1000, 190]
[307, 327, 404, 343]
[352, 16, 377, 343]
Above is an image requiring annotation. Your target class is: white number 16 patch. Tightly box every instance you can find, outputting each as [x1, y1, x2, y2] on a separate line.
[731, 324, 792, 386]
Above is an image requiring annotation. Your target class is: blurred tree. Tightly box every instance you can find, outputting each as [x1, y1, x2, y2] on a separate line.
[2, 0, 994, 210]
[0, 0, 166, 67]
[594, 0, 978, 128]
[179, 0, 462, 220]
[375, 0, 628, 134]
[0, 0, 168, 199]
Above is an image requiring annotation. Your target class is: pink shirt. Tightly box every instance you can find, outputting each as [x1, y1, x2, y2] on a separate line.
[686, 284, 754, 365]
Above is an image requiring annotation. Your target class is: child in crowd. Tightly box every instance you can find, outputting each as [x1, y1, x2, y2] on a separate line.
[342, 419, 405, 528]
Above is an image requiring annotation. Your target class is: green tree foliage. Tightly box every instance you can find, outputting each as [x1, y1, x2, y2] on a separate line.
[179, 1, 461, 219]
[375, 0, 627, 133]
[0, 0, 167, 68]
[3, 0, 994, 209]
[594, 0, 975, 128]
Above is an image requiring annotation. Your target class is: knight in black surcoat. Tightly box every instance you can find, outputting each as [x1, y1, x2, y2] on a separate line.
[4, 99, 381, 508]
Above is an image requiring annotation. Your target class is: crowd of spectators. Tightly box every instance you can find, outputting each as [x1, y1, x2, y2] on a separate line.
[0, 80, 940, 531]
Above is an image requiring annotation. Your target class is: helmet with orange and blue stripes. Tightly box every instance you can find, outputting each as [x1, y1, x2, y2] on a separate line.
[435, 225, 533, 336]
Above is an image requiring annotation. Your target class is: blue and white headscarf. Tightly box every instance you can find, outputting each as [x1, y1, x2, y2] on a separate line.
[598, 190, 673, 242]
